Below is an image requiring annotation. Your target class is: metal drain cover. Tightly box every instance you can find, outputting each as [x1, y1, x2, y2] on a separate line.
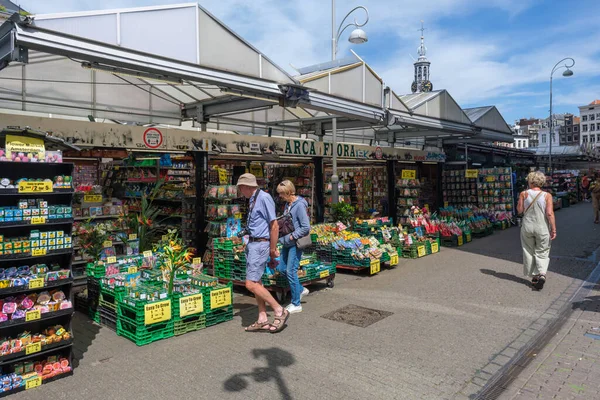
[321, 304, 393, 328]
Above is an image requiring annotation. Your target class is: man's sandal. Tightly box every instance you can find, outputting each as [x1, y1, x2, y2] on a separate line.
[269, 309, 290, 334]
[245, 321, 271, 333]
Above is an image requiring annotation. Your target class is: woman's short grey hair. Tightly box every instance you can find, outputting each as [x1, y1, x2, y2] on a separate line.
[527, 171, 546, 188]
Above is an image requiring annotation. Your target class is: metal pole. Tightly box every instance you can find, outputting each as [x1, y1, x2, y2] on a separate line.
[331, 117, 339, 203]
[549, 75, 553, 174]
[331, 0, 336, 60]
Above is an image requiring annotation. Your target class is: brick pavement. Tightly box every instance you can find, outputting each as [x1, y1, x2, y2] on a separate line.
[498, 282, 600, 400]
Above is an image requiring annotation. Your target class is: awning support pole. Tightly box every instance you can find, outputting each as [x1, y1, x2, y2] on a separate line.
[331, 117, 339, 204]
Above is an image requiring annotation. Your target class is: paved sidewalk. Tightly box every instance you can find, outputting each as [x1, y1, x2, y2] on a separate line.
[497, 281, 600, 400]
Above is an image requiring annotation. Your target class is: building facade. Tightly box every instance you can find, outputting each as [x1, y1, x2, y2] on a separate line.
[561, 114, 579, 145]
[579, 100, 600, 146]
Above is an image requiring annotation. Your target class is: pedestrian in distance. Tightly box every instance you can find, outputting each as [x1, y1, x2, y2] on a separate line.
[276, 180, 311, 314]
[581, 174, 590, 202]
[516, 171, 557, 290]
[590, 174, 600, 224]
[237, 173, 290, 333]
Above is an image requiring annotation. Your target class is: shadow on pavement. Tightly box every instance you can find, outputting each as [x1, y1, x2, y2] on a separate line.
[480, 269, 532, 288]
[223, 347, 295, 400]
[72, 311, 101, 368]
[572, 295, 600, 313]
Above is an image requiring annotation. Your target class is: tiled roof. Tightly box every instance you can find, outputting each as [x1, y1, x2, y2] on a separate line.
[574, 116, 581, 124]
[590, 100, 600, 106]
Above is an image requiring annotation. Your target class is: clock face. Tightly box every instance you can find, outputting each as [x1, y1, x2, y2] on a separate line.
[421, 81, 433, 92]
[411, 81, 418, 93]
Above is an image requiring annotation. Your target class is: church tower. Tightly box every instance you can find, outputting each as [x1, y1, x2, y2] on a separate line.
[411, 21, 433, 93]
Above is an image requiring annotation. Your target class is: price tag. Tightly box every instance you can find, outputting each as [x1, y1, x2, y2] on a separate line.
[249, 164, 264, 177]
[417, 245, 426, 257]
[144, 300, 172, 325]
[457, 235, 464, 246]
[443, 202, 449, 208]
[389, 253, 399, 266]
[18, 181, 52, 194]
[143, 250, 153, 258]
[465, 169, 479, 178]
[210, 287, 232, 310]
[486, 176, 495, 182]
[25, 342, 42, 355]
[320, 270, 330, 279]
[25, 376, 42, 390]
[83, 194, 102, 203]
[401, 170, 416, 179]
[234, 213, 242, 219]
[31, 248, 47, 257]
[30, 216, 46, 225]
[218, 168, 228, 185]
[431, 242, 439, 254]
[127, 266, 138, 274]
[299, 259, 310, 266]
[28, 278, 45, 289]
[26, 309, 41, 321]
[128, 234, 138, 240]
[103, 240, 112, 248]
[370, 259, 381, 275]
[466, 233, 472, 242]
[106, 256, 117, 264]
[179, 294, 203, 317]
[192, 257, 201, 265]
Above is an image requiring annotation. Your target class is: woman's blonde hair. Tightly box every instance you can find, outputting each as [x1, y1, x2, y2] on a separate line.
[527, 171, 546, 188]
[276, 180, 296, 196]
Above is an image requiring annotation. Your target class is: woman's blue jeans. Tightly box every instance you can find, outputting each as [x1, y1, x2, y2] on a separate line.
[277, 245, 303, 306]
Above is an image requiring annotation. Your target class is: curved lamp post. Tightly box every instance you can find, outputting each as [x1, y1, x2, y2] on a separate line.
[548, 57, 575, 174]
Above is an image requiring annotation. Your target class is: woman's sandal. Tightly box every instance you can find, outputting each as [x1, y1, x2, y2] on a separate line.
[534, 275, 546, 290]
[269, 309, 290, 334]
[531, 275, 539, 286]
[245, 321, 271, 333]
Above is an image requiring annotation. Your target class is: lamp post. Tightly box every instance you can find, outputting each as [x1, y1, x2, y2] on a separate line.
[330, 0, 369, 205]
[548, 57, 575, 174]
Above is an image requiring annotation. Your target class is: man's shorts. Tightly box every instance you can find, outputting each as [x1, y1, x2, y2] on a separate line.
[245, 241, 270, 282]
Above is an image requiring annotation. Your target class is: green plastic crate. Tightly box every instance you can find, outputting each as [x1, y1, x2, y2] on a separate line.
[117, 316, 174, 346]
[173, 314, 206, 336]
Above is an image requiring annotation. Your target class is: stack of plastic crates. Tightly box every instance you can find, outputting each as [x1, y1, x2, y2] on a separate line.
[401, 243, 419, 259]
[171, 292, 207, 336]
[117, 297, 175, 346]
[200, 282, 234, 327]
[212, 238, 235, 280]
[98, 284, 126, 332]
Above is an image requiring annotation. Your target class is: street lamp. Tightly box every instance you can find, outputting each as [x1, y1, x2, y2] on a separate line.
[330, 1, 369, 205]
[548, 57, 575, 174]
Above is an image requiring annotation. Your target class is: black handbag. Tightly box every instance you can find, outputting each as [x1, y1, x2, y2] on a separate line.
[277, 213, 295, 238]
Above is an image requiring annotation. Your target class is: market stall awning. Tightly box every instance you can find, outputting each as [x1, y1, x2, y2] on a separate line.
[462, 106, 514, 143]
[533, 144, 600, 161]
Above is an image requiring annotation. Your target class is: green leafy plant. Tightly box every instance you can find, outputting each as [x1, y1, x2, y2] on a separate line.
[121, 180, 165, 251]
[330, 202, 355, 225]
[75, 219, 110, 261]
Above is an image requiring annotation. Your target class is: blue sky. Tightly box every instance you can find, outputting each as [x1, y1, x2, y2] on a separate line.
[14, 0, 600, 124]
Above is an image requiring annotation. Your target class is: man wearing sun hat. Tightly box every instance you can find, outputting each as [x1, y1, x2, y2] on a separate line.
[237, 173, 290, 333]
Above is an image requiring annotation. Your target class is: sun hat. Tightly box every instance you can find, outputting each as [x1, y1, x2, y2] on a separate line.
[236, 173, 259, 187]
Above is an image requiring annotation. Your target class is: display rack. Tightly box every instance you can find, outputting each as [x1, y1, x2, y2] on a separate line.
[477, 167, 514, 212]
[266, 163, 314, 219]
[442, 170, 478, 207]
[0, 160, 75, 396]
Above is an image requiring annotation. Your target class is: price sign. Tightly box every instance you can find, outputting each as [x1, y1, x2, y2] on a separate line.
[234, 213, 242, 220]
[31, 248, 47, 257]
[25, 342, 42, 355]
[25, 377, 42, 390]
[210, 287, 232, 310]
[143, 250, 153, 258]
[465, 169, 479, 178]
[144, 300, 172, 325]
[30, 216, 46, 225]
[417, 245, 426, 257]
[179, 294, 203, 317]
[83, 194, 103, 203]
[389, 252, 399, 266]
[431, 242, 439, 254]
[18, 181, 52, 194]
[26, 309, 41, 322]
[401, 170, 416, 179]
[103, 240, 112, 248]
[320, 270, 330, 279]
[299, 259, 310, 266]
[106, 256, 117, 264]
[218, 168, 228, 185]
[128, 234, 138, 240]
[443, 201, 449, 208]
[370, 259, 381, 275]
[466, 233, 472, 242]
[249, 164, 264, 177]
[485, 176, 495, 182]
[127, 266, 138, 274]
[192, 257, 201, 265]
[457, 235, 464, 246]
[28, 278, 45, 289]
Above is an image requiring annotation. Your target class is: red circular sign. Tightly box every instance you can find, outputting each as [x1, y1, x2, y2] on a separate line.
[143, 128, 163, 149]
[375, 146, 383, 160]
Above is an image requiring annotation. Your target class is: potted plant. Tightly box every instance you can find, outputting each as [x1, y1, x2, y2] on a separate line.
[154, 230, 194, 295]
[330, 202, 355, 226]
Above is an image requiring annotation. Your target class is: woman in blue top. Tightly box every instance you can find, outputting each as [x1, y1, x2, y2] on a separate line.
[276, 180, 311, 313]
